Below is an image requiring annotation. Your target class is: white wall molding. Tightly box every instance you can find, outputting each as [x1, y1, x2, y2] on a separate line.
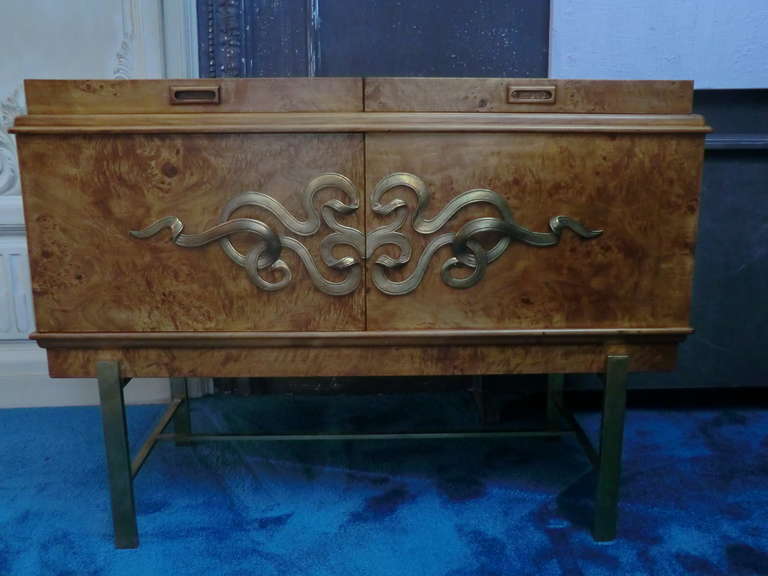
[0, 87, 24, 198]
[0, 232, 33, 341]
[114, 0, 166, 79]
[162, 0, 200, 79]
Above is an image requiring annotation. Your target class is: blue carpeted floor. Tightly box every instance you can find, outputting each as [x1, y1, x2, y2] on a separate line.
[0, 391, 766, 576]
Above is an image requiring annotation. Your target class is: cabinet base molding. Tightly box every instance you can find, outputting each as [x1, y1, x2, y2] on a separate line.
[41, 340, 677, 379]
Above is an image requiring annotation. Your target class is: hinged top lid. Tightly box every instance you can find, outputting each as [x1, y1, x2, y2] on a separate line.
[22, 78, 364, 114]
[13, 78, 708, 135]
[364, 78, 694, 114]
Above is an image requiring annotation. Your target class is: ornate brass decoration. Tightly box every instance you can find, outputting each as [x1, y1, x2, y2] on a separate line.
[367, 173, 602, 295]
[131, 172, 602, 296]
[131, 174, 363, 296]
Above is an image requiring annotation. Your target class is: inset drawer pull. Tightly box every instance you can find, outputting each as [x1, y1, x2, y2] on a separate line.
[507, 85, 556, 104]
[169, 86, 221, 105]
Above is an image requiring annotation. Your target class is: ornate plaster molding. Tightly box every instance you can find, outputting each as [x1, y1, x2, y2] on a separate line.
[113, 0, 165, 79]
[0, 87, 25, 197]
[114, 0, 137, 79]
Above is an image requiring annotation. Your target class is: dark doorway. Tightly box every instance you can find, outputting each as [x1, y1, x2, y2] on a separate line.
[197, 0, 549, 78]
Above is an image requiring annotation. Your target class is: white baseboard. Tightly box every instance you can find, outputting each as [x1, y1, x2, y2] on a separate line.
[0, 340, 170, 408]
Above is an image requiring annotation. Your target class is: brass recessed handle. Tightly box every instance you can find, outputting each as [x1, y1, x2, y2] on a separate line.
[169, 86, 221, 105]
[507, 85, 556, 104]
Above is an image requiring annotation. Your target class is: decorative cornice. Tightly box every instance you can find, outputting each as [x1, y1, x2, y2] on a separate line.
[12, 112, 710, 135]
[0, 87, 25, 197]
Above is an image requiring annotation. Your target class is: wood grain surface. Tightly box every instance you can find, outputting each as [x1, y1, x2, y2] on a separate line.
[23, 78, 363, 114]
[31, 327, 691, 349]
[45, 342, 677, 378]
[12, 112, 709, 135]
[364, 78, 694, 114]
[23, 78, 692, 116]
[365, 132, 704, 330]
[18, 133, 366, 332]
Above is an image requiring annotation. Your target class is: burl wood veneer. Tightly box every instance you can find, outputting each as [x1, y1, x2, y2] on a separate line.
[12, 78, 708, 378]
[364, 132, 702, 331]
[18, 133, 366, 333]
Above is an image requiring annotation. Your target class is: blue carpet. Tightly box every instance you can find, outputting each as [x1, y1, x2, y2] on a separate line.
[0, 392, 766, 575]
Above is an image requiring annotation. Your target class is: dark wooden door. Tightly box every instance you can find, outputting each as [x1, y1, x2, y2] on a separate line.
[197, 0, 549, 78]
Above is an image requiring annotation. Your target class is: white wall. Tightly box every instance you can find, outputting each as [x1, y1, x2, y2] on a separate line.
[550, 0, 768, 88]
[4, 2, 117, 96]
[0, 0, 169, 407]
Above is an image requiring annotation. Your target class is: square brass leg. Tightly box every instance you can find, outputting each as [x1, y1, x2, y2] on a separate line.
[170, 378, 191, 445]
[97, 360, 138, 549]
[592, 355, 629, 541]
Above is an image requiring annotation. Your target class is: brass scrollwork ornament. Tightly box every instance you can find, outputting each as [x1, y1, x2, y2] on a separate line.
[131, 172, 602, 296]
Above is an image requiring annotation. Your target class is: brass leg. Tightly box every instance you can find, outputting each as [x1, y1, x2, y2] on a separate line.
[546, 373, 564, 428]
[170, 378, 191, 445]
[593, 355, 629, 542]
[97, 360, 139, 549]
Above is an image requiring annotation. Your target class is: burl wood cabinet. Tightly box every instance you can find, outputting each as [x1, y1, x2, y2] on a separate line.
[13, 78, 708, 547]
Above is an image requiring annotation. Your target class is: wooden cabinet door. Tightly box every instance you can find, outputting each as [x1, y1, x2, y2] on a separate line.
[363, 131, 702, 331]
[20, 132, 366, 332]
